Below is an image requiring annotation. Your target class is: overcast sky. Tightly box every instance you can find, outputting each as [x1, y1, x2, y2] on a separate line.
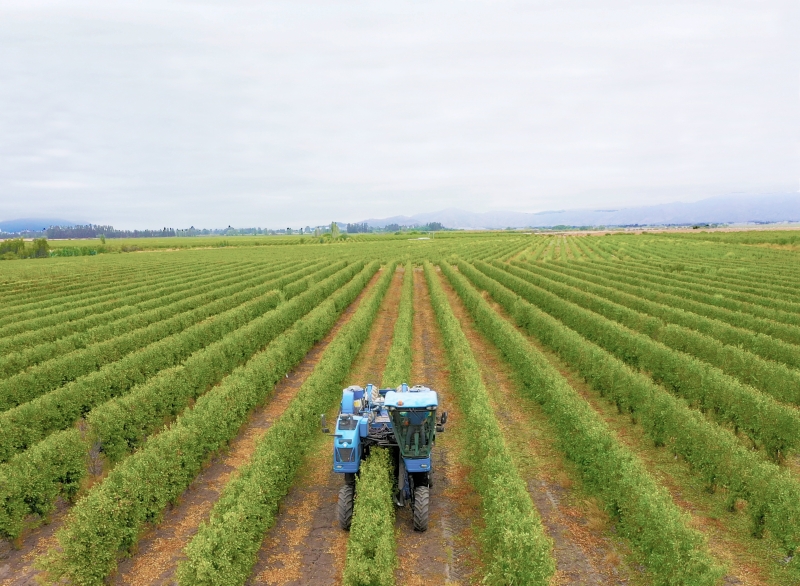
[1, 0, 797, 229]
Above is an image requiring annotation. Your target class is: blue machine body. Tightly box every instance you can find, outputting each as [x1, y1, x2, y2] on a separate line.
[332, 383, 439, 482]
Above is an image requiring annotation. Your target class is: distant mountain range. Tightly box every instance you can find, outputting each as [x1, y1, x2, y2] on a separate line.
[361, 193, 800, 229]
[2, 193, 798, 234]
[0, 218, 77, 233]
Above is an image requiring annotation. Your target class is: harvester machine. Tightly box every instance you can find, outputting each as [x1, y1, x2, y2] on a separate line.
[321, 383, 447, 532]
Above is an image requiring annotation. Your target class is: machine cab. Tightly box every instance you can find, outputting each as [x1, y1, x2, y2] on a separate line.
[384, 385, 438, 472]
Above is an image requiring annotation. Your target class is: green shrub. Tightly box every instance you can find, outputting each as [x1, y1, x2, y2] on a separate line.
[381, 262, 413, 388]
[457, 259, 800, 559]
[39, 262, 381, 585]
[176, 262, 396, 586]
[425, 262, 555, 586]
[445, 260, 723, 585]
[342, 448, 396, 586]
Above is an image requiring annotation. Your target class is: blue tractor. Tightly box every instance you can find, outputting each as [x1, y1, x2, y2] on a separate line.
[322, 383, 447, 531]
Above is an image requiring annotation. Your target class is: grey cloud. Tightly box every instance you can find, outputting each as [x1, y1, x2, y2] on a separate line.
[0, 0, 797, 228]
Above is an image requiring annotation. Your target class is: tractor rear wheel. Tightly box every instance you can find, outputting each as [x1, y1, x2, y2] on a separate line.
[338, 484, 354, 530]
[413, 485, 429, 532]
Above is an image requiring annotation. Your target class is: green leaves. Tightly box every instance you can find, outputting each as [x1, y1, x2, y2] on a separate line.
[177, 262, 395, 586]
[381, 263, 413, 388]
[485, 260, 800, 461]
[446, 260, 724, 585]
[342, 448, 396, 586]
[425, 262, 555, 586]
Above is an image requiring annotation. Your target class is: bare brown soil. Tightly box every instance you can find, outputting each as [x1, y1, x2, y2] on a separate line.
[0, 502, 68, 586]
[107, 269, 384, 586]
[437, 271, 633, 585]
[392, 268, 482, 586]
[247, 267, 404, 586]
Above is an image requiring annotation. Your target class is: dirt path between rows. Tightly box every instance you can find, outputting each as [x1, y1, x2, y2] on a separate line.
[247, 267, 404, 586]
[108, 269, 384, 586]
[0, 501, 69, 586]
[393, 268, 481, 586]
[437, 270, 631, 585]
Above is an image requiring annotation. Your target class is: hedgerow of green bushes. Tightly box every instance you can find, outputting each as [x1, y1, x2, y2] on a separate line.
[519, 260, 800, 371]
[0, 259, 316, 377]
[341, 264, 413, 586]
[425, 262, 555, 586]
[342, 448, 396, 586]
[381, 262, 413, 388]
[511, 260, 800, 407]
[39, 262, 379, 585]
[558, 259, 800, 346]
[0, 238, 49, 260]
[457, 259, 800, 560]
[444, 260, 724, 585]
[487, 260, 800, 461]
[0, 257, 286, 341]
[0, 261, 332, 407]
[0, 275, 297, 461]
[176, 262, 395, 586]
[0, 262, 364, 541]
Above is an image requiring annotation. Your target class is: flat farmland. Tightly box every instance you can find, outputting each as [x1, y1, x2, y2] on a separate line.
[1, 231, 799, 586]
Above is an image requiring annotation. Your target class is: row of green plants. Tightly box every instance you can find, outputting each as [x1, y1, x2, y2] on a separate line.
[0, 287, 282, 461]
[1, 258, 300, 342]
[0, 261, 366, 540]
[0, 257, 293, 345]
[568, 240, 797, 291]
[510, 261, 800, 405]
[587, 251, 800, 307]
[40, 261, 381, 585]
[444, 261, 724, 585]
[457, 260, 800, 560]
[0, 254, 236, 322]
[2, 260, 300, 345]
[425, 262, 555, 586]
[0, 254, 140, 298]
[341, 264, 413, 586]
[0, 255, 274, 331]
[0, 247, 296, 306]
[574, 236, 607, 260]
[484, 261, 800, 461]
[554, 259, 800, 346]
[0, 260, 332, 411]
[176, 262, 395, 586]
[476, 238, 532, 263]
[527, 260, 800, 370]
[499, 238, 544, 262]
[597, 254, 800, 305]
[530, 238, 552, 261]
[0, 262, 348, 462]
[0, 260, 318, 378]
[341, 448, 397, 586]
[89, 261, 365, 463]
[380, 263, 414, 387]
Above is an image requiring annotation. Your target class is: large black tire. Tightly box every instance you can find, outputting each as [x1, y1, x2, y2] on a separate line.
[413, 485, 430, 532]
[338, 484, 354, 530]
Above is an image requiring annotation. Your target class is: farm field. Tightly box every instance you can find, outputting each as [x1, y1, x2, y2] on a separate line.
[1, 231, 800, 585]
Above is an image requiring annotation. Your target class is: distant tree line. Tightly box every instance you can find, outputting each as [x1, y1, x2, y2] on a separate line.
[346, 223, 370, 233]
[381, 222, 447, 232]
[46, 225, 188, 239]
